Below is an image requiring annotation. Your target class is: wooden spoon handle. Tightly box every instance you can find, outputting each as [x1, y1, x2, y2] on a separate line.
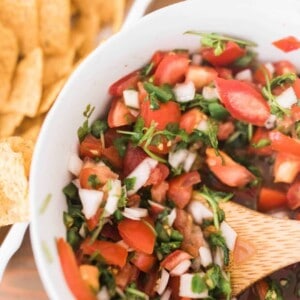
[221, 201, 300, 296]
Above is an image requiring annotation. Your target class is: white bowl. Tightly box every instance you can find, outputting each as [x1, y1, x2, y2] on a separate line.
[30, 0, 300, 299]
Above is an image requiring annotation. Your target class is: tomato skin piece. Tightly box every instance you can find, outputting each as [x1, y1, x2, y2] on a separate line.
[253, 64, 272, 86]
[214, 77, 270, 126]
[274, 60, 297, 75]
[80, 238, 127, 268]
[151, 180, 169, 203]
[272, 36, 300, 53]
[131, 251, 157, 272]
[287, 181, 300, 210]
[109, 71, 140, 96]
[258, 187, 287, 212]
[140, 99, 181, 130]
[179, 108, 207, 134]
[160, 249, 192, 271]
[201, 41, 246, 66]
[86, 207, 103, 231]
[123, 144, 148, 177]
[250, 127, 273, 156]
[108, 98, 135, 128]
[151, 51, 167, 70]
[167, 171, 201, 209]
[206, 148, 254, 187]
[56, 238, 96, 300]
[217, 121, 235, 141]
[293, 78, 300, 99]
[292, 103, 300, 122]
[154, 53, 189, 85]
[79, 134, 102, 159]
[118, 219, 156, 254]
[185, 65, 218, 89]
[145, 163, 170, 186]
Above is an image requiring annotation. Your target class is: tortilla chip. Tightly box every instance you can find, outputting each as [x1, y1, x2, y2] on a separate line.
[4, 48, 43, 117]
[0, 22, 19, 106]
[0, 137, 34, 177]
[43, 48, 75, 86]
[0, 142, 28, 226]
[0, 0, 39, 55]
[39, 77, 67, 114]
[96, 0, 115, 25]
[71, 0, 98, 15]
[111, 0, 126, 32]
[39, 0, 71, 55]
[0, 113, 24, 138]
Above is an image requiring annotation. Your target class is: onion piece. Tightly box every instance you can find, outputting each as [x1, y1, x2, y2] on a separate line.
[166, 208, 177, 227]
[235, 69, 253, 82]
[79, 189, 104, 219]
[196, 119, 208, 131]
[179, 273, 208, 298]
[68, 153, 83, 176]
[168, 149, 189, 169]
[123, 207, 148, 220]
[199, 246, 213, 268]
[183, 151, 197, 172]
[126, 158, 158, 195]
[191, 53, 202, 66]
[161, 288, 172, 300]
[275, 86, 297, 109]
[103, 179, 122, 216]
[264, 114, 277, 129]
[214, 247, 224, 268]
[220, 221, 237, 251]
[155, 268, 170, 295]
[188, 201, 213, 224]
[97, 286, 110, 300]
[148, 200, 165, 214]
[202, 86, 218, 100]
[123, 89, 140, 109]
[173, 81, 196, 103]
[170, 259, 191, 276]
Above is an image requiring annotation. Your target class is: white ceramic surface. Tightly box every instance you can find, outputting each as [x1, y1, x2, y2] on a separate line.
[30, 0, 300, 299]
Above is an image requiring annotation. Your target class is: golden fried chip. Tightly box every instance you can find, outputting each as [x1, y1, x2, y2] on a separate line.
[43, 47, 75, 87]
[0, 0, 39, 55]
[0, 22, 18, 106]
[111, 0, 126, 32]
[0, 137, 34, 177]
[4, 48, 43, 117]
[0, 113, 24, 138]
[0, 142, 28, 226]
[39, 0, 71, 55]
[39, 77, 67, 114]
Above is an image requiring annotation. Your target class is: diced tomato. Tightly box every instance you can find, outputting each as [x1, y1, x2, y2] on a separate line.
[217, 121, 235, 141]
[101, 223, 121, 241]
[168, 276, 181, 300]
[131, 251, 156, 272]
[108, 97, 135, 128]
[253, 64, 272, 86]
[56, 238, 96, 300]
[257, 187, 287, 212]
[274, 152, 300, 183]
[115, 263, 139, 290]
[80, 238, 127, 268]
[269, 130, 300, 157]
[154, 52, 190, 86]
[160, 250, 191, 271]
[291, 104, 300, 122]
[127, 194, 141, 207]
[201, 41, 246, 66]
[272, 36, 300, 53]
[179, 108, 207, 134]
[86, 207, 103, 231]
[104, 128, 122, 147]
[147, 136, 172, 155]
[287, 181, 300, 210]
[79, 134, 102, 159]
[254, 280, 269, 300]
[109, 71, 140, 96]
[145, 163, 170, 186]
[206, 148, 254, 187]
[140, 99, 181, 130]
[102, 145, 123, 169]
[123, 144, 148, 177]
[293, 78, 300, 99]
[274, 60, 297, 75]
[148, 199, 166, 216]
[118, 219, 156, 254]
[250, 127, 273, 156]
[151, 51, 167, 70]
[167, 171, 201, 209]
[185, 65, 218, 89]
[141, 268, 160, 297]
[79, 265, 99, 292]
[215, 67, 233, 79]
[151, 180, 169, 203]
[79, 161, 118, 189]
[214, 77, 270, 126]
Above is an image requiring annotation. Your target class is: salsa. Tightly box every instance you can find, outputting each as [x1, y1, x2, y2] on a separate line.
[59, 32, 300, 299]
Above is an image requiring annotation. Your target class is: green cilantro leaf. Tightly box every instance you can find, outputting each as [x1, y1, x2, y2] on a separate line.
[77, 104, 95, 142]
[192, 274, 207, 293]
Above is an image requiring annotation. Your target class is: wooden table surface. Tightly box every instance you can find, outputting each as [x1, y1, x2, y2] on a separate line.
[0, 1, 182, 299]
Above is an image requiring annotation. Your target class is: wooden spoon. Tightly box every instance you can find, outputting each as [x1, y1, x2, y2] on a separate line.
[193, 193, 300, 296]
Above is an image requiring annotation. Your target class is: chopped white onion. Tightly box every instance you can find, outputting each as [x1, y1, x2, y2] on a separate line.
[199, 246, 213, 268]
[79, 223, 87, 238]
[68, 153, 83, 176]
[173, 81, 196, 103]
[275, 86, 297, 109]
[196, 119, 208, 131]
[123, 207, 148, 220]
[167, 208, 177, 227]
[188, 201, 213, 224]
[220, 221, 237, 251]
[191, 53, 202, 66]
[202, 86, 218, 100]
[103, 179, 122, 216]
[214, 247, 224, 268]
[126, 158, 158, 195]
[161, 288, 172, 300]
[183, 151, 197, 172]
[129, 108, 139, 117]
[148, 200, 165, 213]
[155, 268, 170, 295]
[264, 114, 277, 129]
[123, 89, 140, 109]
[79, 189, 104, 219]
[97, 286, 110, 300]
[170, 259, 191, 276]
[235, 69, 253, 82]
[168, 149, 189, 169]
[179, 273, 208, 298]
[264, 62, 275, 76]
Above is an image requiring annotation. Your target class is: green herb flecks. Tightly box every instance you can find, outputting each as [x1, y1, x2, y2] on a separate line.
[144, 82, 174, 108]
[185, 31, 256, 56]
[233, 50, 256, 68]
[77, 104, 95, 142]
[125, 283, 149, 300]
[265, 280, 283, 300]
[39, 193, 52, 214]
[141, 62, 154, 77]
[252, 138, 271, 148]
[192, 274, 207, 293]
[208, 232, 230, 266]
[91, 119, 107, 140]
[88, 174, 101, 189]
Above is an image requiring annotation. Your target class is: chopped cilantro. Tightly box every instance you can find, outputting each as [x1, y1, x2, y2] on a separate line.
[88, 174, 101, 189]
[144, 82, 174, 103]
[124, 177, 136, 191]
[77, 104, 95, 142]
[192, 274, 207, 293]
[91, 119, 107, 138]
[252, 138, 271, 148]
